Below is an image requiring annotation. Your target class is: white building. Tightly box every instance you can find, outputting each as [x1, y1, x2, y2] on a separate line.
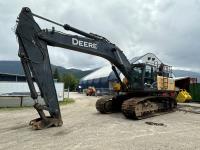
[0, 72, 64, 107]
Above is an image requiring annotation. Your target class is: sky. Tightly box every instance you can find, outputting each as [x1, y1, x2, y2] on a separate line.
[0, 0, 199, 72]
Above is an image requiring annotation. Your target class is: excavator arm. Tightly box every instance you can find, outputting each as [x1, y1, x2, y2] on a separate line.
[15, 7, 133, 129]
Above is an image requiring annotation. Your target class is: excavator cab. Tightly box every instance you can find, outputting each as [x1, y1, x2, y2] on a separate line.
[143, 64, 156, 89]
[131, 63, 146, 90]
[130, 63, 173, 91]
[130, 63, 157, 90]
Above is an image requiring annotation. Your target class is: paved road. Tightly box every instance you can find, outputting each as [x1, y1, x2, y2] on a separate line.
[0, 92, 200, 150]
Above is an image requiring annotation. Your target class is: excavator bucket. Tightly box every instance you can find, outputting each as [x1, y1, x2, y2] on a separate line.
[15, 7, 62, 129]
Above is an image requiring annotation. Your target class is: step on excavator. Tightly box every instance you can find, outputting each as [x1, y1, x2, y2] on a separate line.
[15, 7, 177, 129]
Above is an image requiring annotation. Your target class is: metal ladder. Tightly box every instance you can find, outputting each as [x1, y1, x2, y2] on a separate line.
[162, 65, 172, 90]
[163, 77, 168, 90]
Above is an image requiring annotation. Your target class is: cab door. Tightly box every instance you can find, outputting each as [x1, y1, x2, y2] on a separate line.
[131, 64, 145, 90]
[144, 64, 156, 89]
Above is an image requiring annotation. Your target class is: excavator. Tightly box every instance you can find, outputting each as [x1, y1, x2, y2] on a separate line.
[15, 7, 177, 130]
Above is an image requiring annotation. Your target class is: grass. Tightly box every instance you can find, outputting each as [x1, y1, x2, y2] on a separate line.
[59, 98, 75, 105]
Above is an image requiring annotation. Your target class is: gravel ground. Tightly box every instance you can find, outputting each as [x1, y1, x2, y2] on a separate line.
[0, 92, 200, 150]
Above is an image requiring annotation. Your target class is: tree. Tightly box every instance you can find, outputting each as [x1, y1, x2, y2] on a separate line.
[53, 68, 60, 82]
[62, 73, 78, 91]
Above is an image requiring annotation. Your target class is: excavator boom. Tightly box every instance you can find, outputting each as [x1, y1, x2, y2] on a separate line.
[15, 7, 134, 129]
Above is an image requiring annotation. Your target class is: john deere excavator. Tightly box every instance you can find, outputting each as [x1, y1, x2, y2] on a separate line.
[15, 7, 177, 129]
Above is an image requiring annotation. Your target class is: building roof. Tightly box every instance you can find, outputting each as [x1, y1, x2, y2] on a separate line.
[0, 72, 25, 77]
[81, 65, 112, 81]
[174, 76, 190, 81]
[0, 72, 26, 82]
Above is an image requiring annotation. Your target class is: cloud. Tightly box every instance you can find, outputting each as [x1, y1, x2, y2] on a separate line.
[0, 0, 199, 71]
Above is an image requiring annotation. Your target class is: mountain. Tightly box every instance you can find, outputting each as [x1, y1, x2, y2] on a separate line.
[0, 61, 94, 80]
[51, 65, 95, 79]
[0, 61, 24, 75]
[0, 61, 199, 82]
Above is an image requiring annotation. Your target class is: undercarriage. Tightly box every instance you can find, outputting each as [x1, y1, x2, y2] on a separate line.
[96, 93, 177, 119]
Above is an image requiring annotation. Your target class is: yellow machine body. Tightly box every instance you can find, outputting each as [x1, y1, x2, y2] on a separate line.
[112, 82, 121, 92]
[176, 89, 192, 103]
[157, 75, 175, 91]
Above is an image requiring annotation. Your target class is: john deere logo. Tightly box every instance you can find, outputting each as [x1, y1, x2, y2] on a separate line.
[72, 38, 97, 49]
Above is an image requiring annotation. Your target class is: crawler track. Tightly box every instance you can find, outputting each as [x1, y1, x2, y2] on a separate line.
[96, 95, 129, 113]
[121, 96, 177, 119]
[96, 95, 177, 120]
[96, 96, 113, 113]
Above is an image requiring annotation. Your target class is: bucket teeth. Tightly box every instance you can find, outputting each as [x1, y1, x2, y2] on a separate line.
[29, 117, 63, 130]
